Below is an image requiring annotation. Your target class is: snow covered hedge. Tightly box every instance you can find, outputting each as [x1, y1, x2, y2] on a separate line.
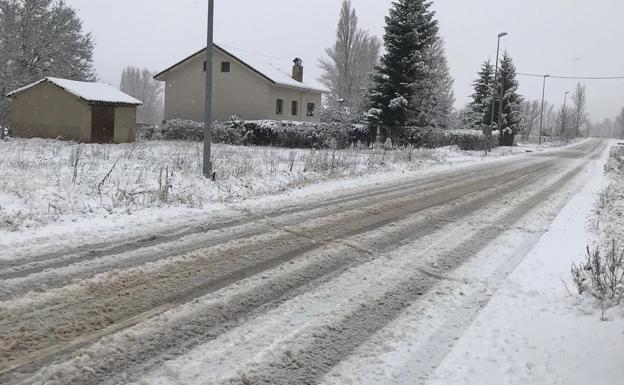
[158, 119, 498, 151]
[396, 127, 500, 151]
[159, 119, 371, 149]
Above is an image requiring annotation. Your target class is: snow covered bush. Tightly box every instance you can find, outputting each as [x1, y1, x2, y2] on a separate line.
[571, 146, 624, 318]
[159, 119, 373, 149]
[157, 119, 497, 151]
[571, 242, 624, 312]
[395, 127, 499, 151]
[160, 119, 204, 141]
[449, 129, 500, 151]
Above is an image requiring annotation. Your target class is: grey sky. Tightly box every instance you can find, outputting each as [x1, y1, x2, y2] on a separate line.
[66, 0, 624, 122]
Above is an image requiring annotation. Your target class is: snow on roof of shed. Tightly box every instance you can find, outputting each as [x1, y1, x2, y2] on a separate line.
[6, 77, 143, 106]
[154, 43, 329, 93]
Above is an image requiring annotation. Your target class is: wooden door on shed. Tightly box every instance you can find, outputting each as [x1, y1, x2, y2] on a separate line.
[91, 106, 115, 143]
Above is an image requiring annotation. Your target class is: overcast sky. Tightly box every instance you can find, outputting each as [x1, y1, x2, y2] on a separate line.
[66, 0, 624, 122]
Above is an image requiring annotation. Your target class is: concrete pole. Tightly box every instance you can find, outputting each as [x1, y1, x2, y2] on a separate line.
[561, 91, 569, 138]
[487, 32, 507, 154]
[203, 0, 214, 178]
[538, 75, 550, 147]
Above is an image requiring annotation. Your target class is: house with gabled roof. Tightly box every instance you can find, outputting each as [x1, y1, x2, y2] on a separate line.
[154, 44, 328, 123]
[6, 77, 142, 143]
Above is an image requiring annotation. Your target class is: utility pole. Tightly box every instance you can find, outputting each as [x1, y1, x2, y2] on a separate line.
[561, 91, 569, 138]
[203, 0, 214, 178]
[487, 32, 507, 154]
[538, 74, 550, 147]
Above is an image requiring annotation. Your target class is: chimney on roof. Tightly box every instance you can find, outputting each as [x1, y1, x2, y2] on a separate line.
[292, 58, 303, 82]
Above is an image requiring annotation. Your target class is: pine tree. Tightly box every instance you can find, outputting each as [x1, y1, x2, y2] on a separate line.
[493, 52, 523, 146]
[367, 0, 438, 140]
[468, 60, 494, 128]
[0, 0, 95, 127]
[412, 37, 455, 129]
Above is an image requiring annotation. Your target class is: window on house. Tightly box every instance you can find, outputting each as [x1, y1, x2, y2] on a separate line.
[276, 99, 284, 115]
[306, 103, 316, 117]
[221, 61, 231, 72]
[291, 101, 298, 116]
[203, 61, 207, 72]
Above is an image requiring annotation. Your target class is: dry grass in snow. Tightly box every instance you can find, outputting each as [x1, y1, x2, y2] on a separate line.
[0, 138, 463, 231]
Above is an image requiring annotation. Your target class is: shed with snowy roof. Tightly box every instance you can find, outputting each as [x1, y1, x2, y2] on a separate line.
[6, 77, 142, 143]
[154, 44, 328, 123]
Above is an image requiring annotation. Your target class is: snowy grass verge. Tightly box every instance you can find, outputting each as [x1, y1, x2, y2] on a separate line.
[0, 137, 547, 234]
[570, 144, 624, 317]
[426, 140, 624, 385]
[0, 138, 447, 231]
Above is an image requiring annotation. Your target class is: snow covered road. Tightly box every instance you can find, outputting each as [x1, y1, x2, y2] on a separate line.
[0, 139, 609, 385]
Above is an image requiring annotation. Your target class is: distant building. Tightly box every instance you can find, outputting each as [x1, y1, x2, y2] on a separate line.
[154, 44, 328, 123]
[7, 77, 142, 143]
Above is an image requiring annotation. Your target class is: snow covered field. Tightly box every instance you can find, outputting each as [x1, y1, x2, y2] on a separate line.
[0, 137, 559, 258]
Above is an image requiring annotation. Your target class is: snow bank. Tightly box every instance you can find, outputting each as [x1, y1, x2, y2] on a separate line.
[426, 141, 624, 385]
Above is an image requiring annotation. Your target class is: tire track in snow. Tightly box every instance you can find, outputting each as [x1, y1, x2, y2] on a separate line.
[0, 154, 538, 281]
[3, 139, 595, 275]
[0, 141, 603, 384]
[0, 161, 561, 381]
[219, 151, 600, 385]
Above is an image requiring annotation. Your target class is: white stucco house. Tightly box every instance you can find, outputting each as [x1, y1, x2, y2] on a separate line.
[154, 44, 328, 123]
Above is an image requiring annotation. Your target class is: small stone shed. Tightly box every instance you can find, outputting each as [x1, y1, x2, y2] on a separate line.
[6, 77, 142, 143]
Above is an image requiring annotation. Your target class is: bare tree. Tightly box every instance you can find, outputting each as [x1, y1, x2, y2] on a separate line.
[319, 0, 381, 122]
[0, 0, 95, 129]
[520, 100, 541, 140]
[120, 67, 164, 125]
[571, 83, 588, 138]
[616, 107, 624, 139]
[557, 104, 573, 139]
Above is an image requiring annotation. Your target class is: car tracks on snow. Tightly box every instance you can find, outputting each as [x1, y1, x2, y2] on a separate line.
[0, 140, 606, 385]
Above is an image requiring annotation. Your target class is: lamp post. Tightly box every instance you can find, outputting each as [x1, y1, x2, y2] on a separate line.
[487, 32, 508, 153]
[561, 91, 569, 138]
[203, 0, 214, 178]
[538, 74, 550, 147]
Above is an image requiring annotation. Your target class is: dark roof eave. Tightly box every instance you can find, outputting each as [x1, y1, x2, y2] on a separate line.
[87, 101, 142, 107]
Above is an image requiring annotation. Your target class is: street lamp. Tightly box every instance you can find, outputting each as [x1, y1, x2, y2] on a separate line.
[203, 0, 215, 179]
[561, 91, 570, 137]
[487, 32, 508, 153]
[538, 74, 550, 146]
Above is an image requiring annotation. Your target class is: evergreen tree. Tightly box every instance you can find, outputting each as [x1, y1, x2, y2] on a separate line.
[367, 0, 438, 141]
[0, 0, 95, 127]
[493, 52, 523, 146]
[468, 60, 494, 128]
[412, 37, 455, 129]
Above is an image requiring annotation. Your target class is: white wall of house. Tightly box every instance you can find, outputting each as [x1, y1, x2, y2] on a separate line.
[157, 47, 322, 123]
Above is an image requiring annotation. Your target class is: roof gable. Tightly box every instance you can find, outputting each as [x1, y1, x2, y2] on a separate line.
[7, 77, 143, 106]
[154, 44, 329, 93]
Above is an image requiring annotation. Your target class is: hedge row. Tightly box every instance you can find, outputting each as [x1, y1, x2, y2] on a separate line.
[396, 127, 500, 151]
[154, 119, 499, 151]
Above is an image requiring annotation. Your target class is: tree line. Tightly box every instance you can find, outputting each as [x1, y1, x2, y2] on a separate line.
[0, 0, 163, 131]
[1, 0, 622, 141]
[320, 0, 623, 144]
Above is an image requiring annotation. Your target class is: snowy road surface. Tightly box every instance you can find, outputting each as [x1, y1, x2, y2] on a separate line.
[0, 139, 610, 385]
